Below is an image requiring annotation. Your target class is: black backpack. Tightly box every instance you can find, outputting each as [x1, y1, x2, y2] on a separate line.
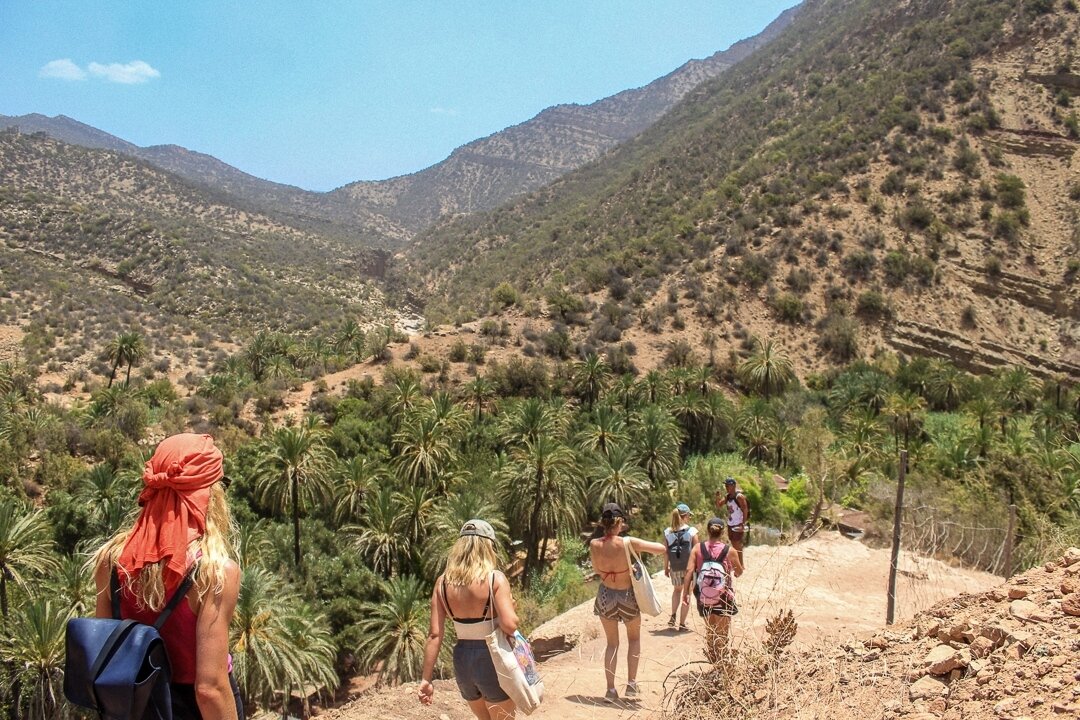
[667, 528, 693, 572]
[64, 565, 196, 719]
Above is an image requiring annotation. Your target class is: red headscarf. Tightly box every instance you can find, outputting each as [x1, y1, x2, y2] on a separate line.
[117, 433, 224, 590]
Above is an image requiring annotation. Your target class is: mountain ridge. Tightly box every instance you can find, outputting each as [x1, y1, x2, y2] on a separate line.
[0, 4, 800, 246]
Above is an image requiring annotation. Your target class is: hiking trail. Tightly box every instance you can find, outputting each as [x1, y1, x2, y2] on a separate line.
[323, 533, 999, 720]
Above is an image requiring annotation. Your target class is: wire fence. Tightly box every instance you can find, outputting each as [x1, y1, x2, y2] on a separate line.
[899, 504, 1009, 575]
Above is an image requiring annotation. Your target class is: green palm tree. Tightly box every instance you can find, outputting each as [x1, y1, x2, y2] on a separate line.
[669, 390, 709, 454]
[392, 411, 454, 489]
[884, 392, 926, 451]
[612, 374, 640, 418]
[231, 566, 338, 712]
[0, 599, 71, 720]
[572, 353, 611, 409]
[47, 554, 96, 617]
[351, 487, 406, 577]
[498, 435, 583, 580]
[926, 360, 970, 411]
[588, 443, 650, 509]
[497, 398, 567, 448]
[76, 463, 138, 538]
[335, 320, 365, 359]
[332, 455, 385, 525]
[842, 409, 887, 462]
[638, 370, 668, 405]
[577, 404, 627, 458]
[0, 503, 58, 619]
[388, 375, 422, 426]
[394, 484, 436, 552]
[105, 332, 145, 388]
[254, 417, 337, 570]
[737, 338, 795, 399]
[633, 405, 682, 490]
[354, 576, 432, 685]
[463, 376, 495, 423]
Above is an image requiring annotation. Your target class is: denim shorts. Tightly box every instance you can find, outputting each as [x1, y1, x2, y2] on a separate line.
[454, 639, 510, 703]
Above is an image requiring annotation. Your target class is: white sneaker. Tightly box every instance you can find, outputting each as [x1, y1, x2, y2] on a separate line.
[625, 681, 640, 698]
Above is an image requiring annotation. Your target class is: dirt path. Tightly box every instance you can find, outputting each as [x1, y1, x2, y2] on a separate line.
[324, 533, 1001, 720]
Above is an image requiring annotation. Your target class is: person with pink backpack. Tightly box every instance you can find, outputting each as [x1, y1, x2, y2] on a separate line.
[680, 517, 744, 663]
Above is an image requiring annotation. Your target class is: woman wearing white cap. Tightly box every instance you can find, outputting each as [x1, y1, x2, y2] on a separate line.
[419, 519, 520, 719]
[663, 503, 697, 630]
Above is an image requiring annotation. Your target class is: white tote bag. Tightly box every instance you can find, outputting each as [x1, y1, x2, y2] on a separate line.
[624, 538, 663, 616]
[482, 575, 544, 714]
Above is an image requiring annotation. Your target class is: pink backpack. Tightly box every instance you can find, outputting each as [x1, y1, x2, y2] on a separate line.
[696, 542, 731, 608]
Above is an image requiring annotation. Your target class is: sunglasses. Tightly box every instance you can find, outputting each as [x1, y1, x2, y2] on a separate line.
[220, 475, 232, 490]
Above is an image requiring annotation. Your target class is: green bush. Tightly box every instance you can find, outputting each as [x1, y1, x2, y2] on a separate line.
[491, 281, 520, 308]
[856, 290, 892, 320]
[737, 254, 774, 289]
[771, 293, 807, 324]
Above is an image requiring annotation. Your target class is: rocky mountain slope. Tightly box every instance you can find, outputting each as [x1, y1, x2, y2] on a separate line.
[0, 131, 388, 369]
[402, 0, 1080, 381]
[0, 5, 798, 246]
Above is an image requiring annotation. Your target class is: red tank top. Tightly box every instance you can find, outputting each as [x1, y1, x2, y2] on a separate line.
[119, 585, 199, 684]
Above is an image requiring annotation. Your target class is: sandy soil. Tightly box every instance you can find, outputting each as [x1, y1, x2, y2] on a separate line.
[324, 532, 1000, 720]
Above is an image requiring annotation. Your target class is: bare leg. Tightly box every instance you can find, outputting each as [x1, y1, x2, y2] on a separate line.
[625, 615, 642, 684]
[599, 615, 621, 692]
[669, 584, 680, 622]
[678, 586, 690, 626]
[486, 699, 516, 719]
[467, 698, 493, 720]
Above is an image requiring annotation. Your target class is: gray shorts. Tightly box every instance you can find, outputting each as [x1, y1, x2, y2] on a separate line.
[453, 640, 510, 703]
[670, 569, 688, 587]
[594, 584, 640, 623]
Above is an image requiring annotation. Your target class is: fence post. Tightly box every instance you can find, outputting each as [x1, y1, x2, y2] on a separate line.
[886, 450, 908, 626]
[1003, 504, 1017, 578]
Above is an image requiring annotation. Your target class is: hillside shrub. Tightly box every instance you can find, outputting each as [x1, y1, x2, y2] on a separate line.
[842, 251, 877, 281]
[737, 254, 774, 289]
[856, 290, 892, 320]
[771, 293, 807, 324]
[491, 282, 520, 308]
[995, 174, 1026, 209]
[819, 313, 860, 362]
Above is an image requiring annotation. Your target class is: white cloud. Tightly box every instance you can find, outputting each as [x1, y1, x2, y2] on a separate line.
[87, 60, 160, 84]
[39, 59, 87, 81]
[429, 106, 460, 117]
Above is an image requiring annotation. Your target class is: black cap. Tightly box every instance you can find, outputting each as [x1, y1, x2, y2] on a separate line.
[724, 477, 737, 486]
[601, 502, 624, 519]
[707, 516, 726, 529]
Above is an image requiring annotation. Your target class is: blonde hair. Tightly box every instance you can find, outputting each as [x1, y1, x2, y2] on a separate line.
[444, 535, 498, 586]
[670, 509, 683, 530]
[93, 483, 236, 612]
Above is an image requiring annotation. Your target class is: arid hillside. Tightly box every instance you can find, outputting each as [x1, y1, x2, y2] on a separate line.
[403, 0, 1080, 382]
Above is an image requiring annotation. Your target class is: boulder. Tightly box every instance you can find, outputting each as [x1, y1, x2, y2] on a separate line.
[924, 644, 966, 676]
[1061, 576, 1079, 596]
[909, 675, 949, 700]
[970, 635, 997, 659]
[1062, 593, 1080, 617]
[1061, 548, 1080, 567]
[1010, 599, 1050, 623]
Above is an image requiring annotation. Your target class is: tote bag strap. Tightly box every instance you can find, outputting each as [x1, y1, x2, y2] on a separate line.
[487, 573, 497, 632]
[622, 536, 639, 569]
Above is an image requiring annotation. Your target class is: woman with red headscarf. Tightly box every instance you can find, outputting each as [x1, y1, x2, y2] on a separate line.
[92, 433, 242, 719]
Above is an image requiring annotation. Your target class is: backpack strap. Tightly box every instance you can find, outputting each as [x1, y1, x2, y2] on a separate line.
[153, 564, 198, 631]
[109, 568, 122, 620]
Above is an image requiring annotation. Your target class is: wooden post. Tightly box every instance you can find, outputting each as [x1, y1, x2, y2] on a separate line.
[1003, 504, 1017, 578]
[886, 450, 908, 626]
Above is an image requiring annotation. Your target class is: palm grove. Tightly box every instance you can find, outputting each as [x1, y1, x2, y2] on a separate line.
[0, 320, 1078, 718]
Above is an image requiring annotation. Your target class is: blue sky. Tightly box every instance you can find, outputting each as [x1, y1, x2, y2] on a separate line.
[1, 1, 799, 191]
